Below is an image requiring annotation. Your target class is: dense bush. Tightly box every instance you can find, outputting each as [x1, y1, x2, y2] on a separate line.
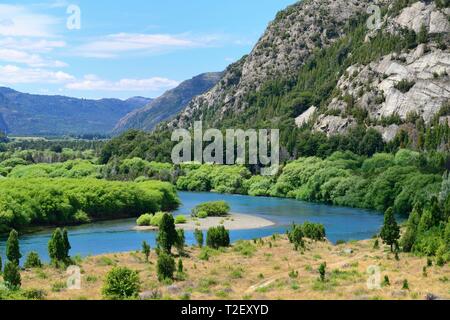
[206, 226, 230, 249]
[136, 214, 153, 226]
[157, 252, 175, 281]
[177, 165, 251, 194]
[3, 262, 21, 290]
[102, 267, 141, 300]
[24, 252, 42, 269]
[0, 179, 179, 232]
[192, 201, 230, 218]
[301, 222, 326, 241]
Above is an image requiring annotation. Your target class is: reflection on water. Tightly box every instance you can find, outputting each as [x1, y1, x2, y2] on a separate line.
[0, 192, 386, 263]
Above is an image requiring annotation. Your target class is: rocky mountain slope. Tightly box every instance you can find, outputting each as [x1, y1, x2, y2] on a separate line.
[113, 72, 222, 134]
[167, 0, 449, 144]
[0, 87, 151, 136]
[312, 1, 450, 141]
[170, 0, 393, 128]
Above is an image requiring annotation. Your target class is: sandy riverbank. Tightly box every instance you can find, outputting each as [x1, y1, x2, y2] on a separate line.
[133, 213, 275, 231]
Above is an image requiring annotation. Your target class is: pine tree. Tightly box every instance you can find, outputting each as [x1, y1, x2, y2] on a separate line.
[62, 228, 71, 259]
[194, 229, 204, 248]
[142, 241, 151, 262]
[380, 208, 400, 252]
[48, 228, 66, 264]
[3, 261, 21, 290]
[6, 229, 21, 265]
[178, 258, 183, 273]
[156, 214, 178, 254]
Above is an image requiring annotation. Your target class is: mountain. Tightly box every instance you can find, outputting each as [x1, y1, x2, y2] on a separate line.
[113, 72, 223, 134]
[169, 0, 449, 139]
[0, 87, 152, 136]
[103, 0, 450, 163]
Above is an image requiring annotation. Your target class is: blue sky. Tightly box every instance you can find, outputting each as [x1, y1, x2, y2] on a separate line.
[0, 0, 296, 99]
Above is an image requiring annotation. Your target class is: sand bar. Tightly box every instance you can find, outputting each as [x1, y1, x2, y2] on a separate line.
[133, 213, 275, 231]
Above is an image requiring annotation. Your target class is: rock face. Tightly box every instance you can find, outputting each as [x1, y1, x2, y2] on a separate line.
[393, 1, 450, 33]
[295, 106, 317, 127]
[171, 0, 391, 129]
[166, 0, 449, 144]
[321, 47, 450, 125]
[114, 72, 222, 134]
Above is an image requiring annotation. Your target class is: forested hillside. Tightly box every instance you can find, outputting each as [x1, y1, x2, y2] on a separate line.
[113, 73, 223, 134]
[0, 87, 151, 136]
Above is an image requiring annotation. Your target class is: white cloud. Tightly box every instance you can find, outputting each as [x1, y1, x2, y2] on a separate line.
[75, 33, 215, 58]
[0, 48, 67, 67]
[0, 38, 66, 53]
[0, 4, 60, 37]
[0, 64, 74, 84]
[65, 74, 180, 92]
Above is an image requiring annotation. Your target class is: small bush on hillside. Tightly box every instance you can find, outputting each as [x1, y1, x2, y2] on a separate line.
[102, 267, 141, 300]
[24, 252, 42, 269]
[157, 252, 175, 282]
[206, 226, 230, 249]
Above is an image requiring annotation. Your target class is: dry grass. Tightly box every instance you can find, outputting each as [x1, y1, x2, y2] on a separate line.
[16, 236, 450, 300]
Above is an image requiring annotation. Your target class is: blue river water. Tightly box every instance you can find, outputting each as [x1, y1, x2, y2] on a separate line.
[0, 192, 385, 263]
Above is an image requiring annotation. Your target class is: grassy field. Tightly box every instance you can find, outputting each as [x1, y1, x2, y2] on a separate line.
[16, 236, 450, 300]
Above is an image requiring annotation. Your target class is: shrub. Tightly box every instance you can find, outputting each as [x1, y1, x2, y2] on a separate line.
[136, 214, 153, 226]
[24, 252, 42, 269]
[288, 224, 305, 250]
[233, 240, 257, 257]
[206, 226, 230, 249]
[194, 229, 204, 248]
[6, 229, 21, 265]
[197, 211, 208, 219]
[301, 222, 326, 241]
[142, 241, 150, 262]
[149, 211, 166, 226]
[3, 262, 21, 290]
[156, 213, 178, 253]
[318, 263, 327, 282]
[175, 229, 185, 254]
[102, 267, 141, 300]
[394, 79, 415, 93]
[157, 252, 175, 282]
[175, 215, 187, 224]
[192, 201, 230, 217]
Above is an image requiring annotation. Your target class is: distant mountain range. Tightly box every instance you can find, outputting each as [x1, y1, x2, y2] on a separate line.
[0, 87, 153, 136]
[113, 72, 223, 134]
[0, 71, 222, 137]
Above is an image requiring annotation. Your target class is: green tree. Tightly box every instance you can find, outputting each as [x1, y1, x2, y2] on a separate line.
[194, 229, 204, 248]
[62, 228, 71, 259]
[0, 256, 2, 274]
[177, 258, 184, 273]
[418, 25, 428, 44]
[380, 208, 400, 252]
[48, 228, 66, 264]
[175, 229, 185, 255]
[6, 229, 21, 265]
[102, 267, 141, 300]
[3, 261, 21, 290]
[24, 252, 42, 269]
[206, 226, 230, 249]
[288, 224, 305, 251]
[157, 252, 175, 282]
[318, 262, 327, 282]
[156, 213, 178, 253]
[142, 241, 151, 262]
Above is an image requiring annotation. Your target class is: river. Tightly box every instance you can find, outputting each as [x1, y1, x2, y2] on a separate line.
[0, 192, 384, 263]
